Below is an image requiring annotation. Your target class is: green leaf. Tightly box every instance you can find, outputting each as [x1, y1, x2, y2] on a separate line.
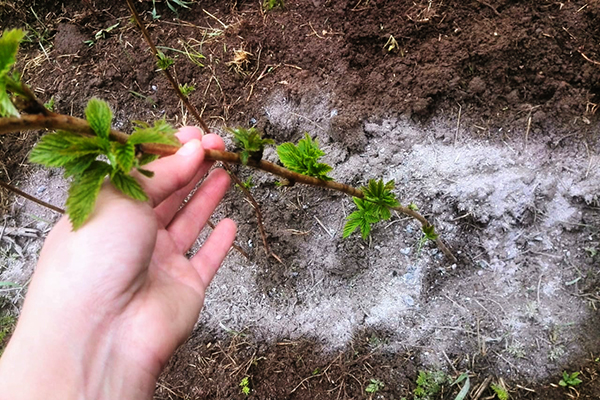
[0, 88, 18, 117]
[276, 133, 333, 181]
[422, 225, 439, 241]
[112, 142, 135, 173]
[228, 127, 273, 163]
[0, 29, 25, 77]
[66, 161, 112, 229]
[452, 373, 470, 400]
[0, 29, 25, 117]
[136, 168, 155, 178]
[63, 154, 98, 178]
[157, 51, 174, 70]
[138, 153, 159, 166]
[129, 120, 180, 146]
[29, 131, 105, 168]
[85, 98, 113, 140]
[343, 211, 363, 238]
[110, 170, 148, 202]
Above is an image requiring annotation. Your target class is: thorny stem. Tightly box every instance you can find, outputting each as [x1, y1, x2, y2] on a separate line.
[0, 114, 457, 262]
[125, 0, 277, 260]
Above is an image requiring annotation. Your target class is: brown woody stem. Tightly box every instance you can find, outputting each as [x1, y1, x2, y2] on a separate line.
[0, 180, 65, 214]
[0, 114, 456, 262]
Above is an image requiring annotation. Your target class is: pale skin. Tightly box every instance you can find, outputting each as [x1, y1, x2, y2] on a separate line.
[0, 127, 237, 399]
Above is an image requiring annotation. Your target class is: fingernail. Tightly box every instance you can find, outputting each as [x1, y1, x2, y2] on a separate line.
[177, 139, 201, 156]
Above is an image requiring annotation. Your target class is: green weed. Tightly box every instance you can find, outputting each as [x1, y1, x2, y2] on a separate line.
[366, 378, 384, 394]
[413, 370, 450, 400]
[0, 313, 16, 355]
[263, 0, 284, 10]
[178, 83, 195, 98]
[239, 376, 251, 396]
[559, 371, 582, 388]
[490, 383, 509, 400]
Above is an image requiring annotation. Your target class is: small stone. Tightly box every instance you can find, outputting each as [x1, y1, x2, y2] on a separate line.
[400, 247, 411, 255]
[36, 186, 47, 194]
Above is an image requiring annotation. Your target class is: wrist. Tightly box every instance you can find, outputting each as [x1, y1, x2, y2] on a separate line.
[0, 307, 158, 400]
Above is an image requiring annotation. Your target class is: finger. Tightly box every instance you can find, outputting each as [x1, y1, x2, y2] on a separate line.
[176, 125, 205, 141]
[167, 168, 231, 253]
[154, 134, 226, 226]
[134, 140, 204, 208]
[191, 218, 237, 289]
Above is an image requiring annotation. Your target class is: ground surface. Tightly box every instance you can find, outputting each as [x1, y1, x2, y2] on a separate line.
[1, 0, 599, 399]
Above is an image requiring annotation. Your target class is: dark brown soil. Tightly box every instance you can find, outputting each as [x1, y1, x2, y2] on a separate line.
[1, 0, 600, 399]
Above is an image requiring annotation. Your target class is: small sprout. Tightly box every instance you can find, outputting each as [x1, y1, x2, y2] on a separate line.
[263, 0, 284, 10]
[312, 368, 320, 375]
[228, 127, 274, 165]
[239, 376, 251, 396]
[422, 224, 438, 241]
[413, 370, 450, 400]
[179, 83, 195, 98]
[490, 383, 509, 400]
[156, 51, 175, 71]
[408, 202, 419, 211]
[366, 379, 384, 394]
[384, 35, 399, 52]
[559, 371, 582, 388]
[236, 177, 254, 190]
[548, 346, 565, 362]
[44, 96, 55, 111]
[94, 22, 120, 41]
[84, 39, 95, 47]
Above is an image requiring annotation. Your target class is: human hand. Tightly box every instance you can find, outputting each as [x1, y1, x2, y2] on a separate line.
[0, 127, 236, 400]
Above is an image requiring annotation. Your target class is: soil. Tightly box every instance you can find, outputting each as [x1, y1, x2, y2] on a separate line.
[1, 0, 600, 399]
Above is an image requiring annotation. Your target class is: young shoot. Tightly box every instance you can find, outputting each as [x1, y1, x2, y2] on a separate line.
[228, 127, 274, 165]
[343, 179, 400, 240]
[277, 133, 333, 181]
[29, 99, 180, 228]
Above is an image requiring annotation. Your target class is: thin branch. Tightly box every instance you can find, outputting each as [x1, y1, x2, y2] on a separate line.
[125, 0, 278, 260]
[0, 114, 456, 262]
[0, 180, 65, 214]
[125, 0, 209, 134]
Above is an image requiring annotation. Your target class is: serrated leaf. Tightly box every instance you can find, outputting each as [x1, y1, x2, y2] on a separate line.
[85, 98, 113, 140]
[129, 120, 180, 146]
[29, 131, 105, 167]
[110, 170, 148, 202]
[138, 153, 159, 166]
[228, 127, 273, 163]
[343, 211, 362, 238]
[136, 168, 155, 178]
[276, 133, 333, 181]
[66, 161, 112, 230]
[63, 154, 98, 178]
[112, 142, 135, 173]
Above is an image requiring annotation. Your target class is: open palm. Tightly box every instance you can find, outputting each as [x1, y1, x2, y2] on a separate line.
[0, 127, 236, 399]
